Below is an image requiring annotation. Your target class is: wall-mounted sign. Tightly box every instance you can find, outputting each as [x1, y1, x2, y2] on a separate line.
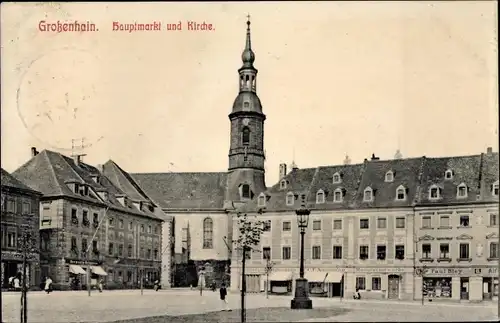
[1, 251, 39, 261]
[65, 259, 99, 266]
[425, 267, 498, 277]
[355, 267, 406, 273]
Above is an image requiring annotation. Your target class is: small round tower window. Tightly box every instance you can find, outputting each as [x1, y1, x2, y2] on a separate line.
[243, 102, 250, 108]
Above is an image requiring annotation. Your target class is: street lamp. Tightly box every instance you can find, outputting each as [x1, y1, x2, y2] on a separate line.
[415, 265, 428, 305]
[291, 198, 312, 309]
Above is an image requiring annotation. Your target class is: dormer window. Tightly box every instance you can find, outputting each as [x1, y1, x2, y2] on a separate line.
[493, 181, 499, 196]
[241, 184, 251, 199]
[429, 184, 441, 200]
[457, 183, 468, 199]
[316, 190, 325, 204]
[396, 185, 406, 201]
[385, 171, 394, 183]
[242, 127, 250, 146]
[333, 172, 342, 184]
[286, 192, 294, 206]
[77, 184, 89, 196]
[333, 188, 344, 203]
[280, 179, 287, 190]
[257, 193, 266, 207]
[445, 169, 453, 180]
[363, 187, 374, 202]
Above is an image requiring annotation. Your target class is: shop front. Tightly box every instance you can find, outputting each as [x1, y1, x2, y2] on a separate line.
[352, 267, 412, 300]
[304, 271, 344, 298]
[268, 271, 293, 295]
[65, 259, 107, 290]
[1, 251, 39, 290]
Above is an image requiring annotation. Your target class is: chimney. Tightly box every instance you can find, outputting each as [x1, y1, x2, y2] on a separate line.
[394, 149, 403, 159]
[371, 153, 380, 161]
[96, 164, 104, 173]
[279, 163, 287, 179]
[73, 153, 86, 167]
[487, 147, 493, 155]
[291, 162, 299, 171]
[31, 147, 38, 157]
[343, 154, 351, 165]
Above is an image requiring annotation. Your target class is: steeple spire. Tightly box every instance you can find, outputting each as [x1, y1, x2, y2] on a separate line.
[241, 14, 255, 68]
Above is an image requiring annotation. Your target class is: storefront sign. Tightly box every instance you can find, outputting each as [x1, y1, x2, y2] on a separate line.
[1, 251, 38, 261]
[65, 259, 99, 266]
[425, 267, 498, 277]
[355, 267, 406, 273]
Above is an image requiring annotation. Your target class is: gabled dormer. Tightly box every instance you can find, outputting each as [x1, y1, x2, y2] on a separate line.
[116, 194, 127, 207]
[444, 169, 454, 180]
[363, 186, 374, 202]
[429, 184, 442, 200]
[280, 179, 288, 190]
[239, 183, 253, 200]
[385, 170, 394, 183]
[90, 174, 100, 184]
[395, 185, 407, 201]
[456, 183, 468, 199]
[492, 180, 499, 197]
[333, 172, 342, 184]
[286, 192, 295, 206]
[66, 180, 90, 197]
[257, 192, 267, 207]
[333, 187, 345, 203]
[316, 189, 325, 204]
[133, 200, 143, 211]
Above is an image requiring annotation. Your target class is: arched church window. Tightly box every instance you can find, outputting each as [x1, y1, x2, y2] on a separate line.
[245, 75, 250, 87]
[203, 218, 213, 249]
[242, 127, 250, 146]
[242, 184, 251, 199]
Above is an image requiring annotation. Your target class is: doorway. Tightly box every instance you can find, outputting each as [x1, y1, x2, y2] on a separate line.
[460, 277, 469, 300]
[482, 277, 492, 300]
[387, 275, 400, 299]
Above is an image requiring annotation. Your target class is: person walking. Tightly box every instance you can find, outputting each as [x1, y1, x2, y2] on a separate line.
[98, 279, 103, 293]
[154, 280, 160, 292]
[13, 276, 21, 291]
[219, 283, 231, 311]
[44, 277, 53, 294]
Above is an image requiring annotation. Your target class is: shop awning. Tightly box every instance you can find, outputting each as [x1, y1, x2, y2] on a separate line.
[269, 271, 293, 281]
[305, 271, 327, 282]
[324, 272, 343, 283]
[91, 266, 108, 276]
[69, 265, 87, 275]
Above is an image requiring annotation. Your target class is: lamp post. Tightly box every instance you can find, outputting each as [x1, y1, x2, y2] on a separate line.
[264, 258, 274, 299]
[415, 265, 428, 306]
[291, 199, 312, 309]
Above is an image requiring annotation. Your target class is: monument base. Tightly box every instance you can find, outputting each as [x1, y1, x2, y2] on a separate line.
[290, 278, 313, 309]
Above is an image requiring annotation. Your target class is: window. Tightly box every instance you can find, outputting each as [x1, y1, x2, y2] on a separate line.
[356, 277, 366, 290]
[333, 173, 341, 184]
[489, 242, 499, 259]
[333, 189, 343, 203]
[280, 180, 287, 189]
[7, 231, 16, 248]
[282, 246, 291, 260]
[385, 171, 394, 182]
[286, 192, 294, 206]
[395, 217, 405, 229]
[140, 247, 144, 258]
[429, 185, 440, 199]
[140, 224, 145, 233]
[127, 244, 133, 257]
[263, 247, 271, 260]
[128, 222, 133, 230]
[263, 220, 271, 232]
[440, 244, 449, 259]
[459, 215, 470, 227]
[108, 243, 114, 255]
[202, 218, 213, 249]
[82, 210, 89, 227]
[490, 214, 498, 226]
[333, 219, 342, 230]
[109, 217, 114, 227]
[6, 198, 16, 212]
[372, 277, 381, 291]
[493, 182, 499, 196]
[258, 194, 266, 207]
[445, 169, 453, 180]
[377, 245, 386, 260]
[154, 248, 159, 260]
[457, 183, 468, 198]
[241, 184, 250, 199]
[333, 245, 342, 259]
[359, 245, 369, 260]
[377, 217, 387, 229]
[312, 220, 321, 231]
[440, 215, 450, 227]
[118, 219, 124, 229]
[242, 127, 250, 146]
[93, 213, 99, 227]
[92, 240, 98, 254]
[22, 202, 31, 214]
[422, 216, 431, 228]
[360, 219, 369, 229]
[82, 238, 88, 254]
[395, 245, 405, 260]
[154, 225, 159, 234]
[71, 236, 77, 251]
[459, 243, 469, 259]
[148, 225, 152, 234]
[363, 187, 373, 201]
[118, 244, 123, 257]
[316, 190, 325, 204]
[422, 244, 431, 258]
[71, 208, 78, 225]
[312, 246, 321, 259]
[147, 249, 152, 259]
[282, 221, 291, 231]
[396, 186, 406, 201]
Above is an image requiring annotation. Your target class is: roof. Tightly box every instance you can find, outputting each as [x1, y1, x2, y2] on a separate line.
[231, 92, 264, 115]
[102, 160, 152, 202]
[131, 172, 228, 211]
[1, 168, 42, 195]
[12, 150, 161, 221]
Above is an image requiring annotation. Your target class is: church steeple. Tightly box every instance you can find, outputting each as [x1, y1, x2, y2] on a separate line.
[238, 15, 257, 93]
[241, 15, 255, 68]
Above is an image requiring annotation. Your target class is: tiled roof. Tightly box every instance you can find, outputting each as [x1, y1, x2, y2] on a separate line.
[480, 152, 499, 203]
[131, 172, 228, 210]
[1, 168, 41, 194]
[12, 150, 160, 220]
[102, 160, 151, 202]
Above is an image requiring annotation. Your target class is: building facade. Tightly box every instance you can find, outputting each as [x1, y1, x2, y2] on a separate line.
[12, 149, 170, 290]
[1, 168, 43, 290]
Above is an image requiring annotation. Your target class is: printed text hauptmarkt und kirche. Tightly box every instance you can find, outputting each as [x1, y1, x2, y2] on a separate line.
[38, 20, 215, 33]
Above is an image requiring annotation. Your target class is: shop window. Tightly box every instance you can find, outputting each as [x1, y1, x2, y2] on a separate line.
[282, 221, 291, 231]
[312, 220, 321, 231]
[377, 217, 387, 229]
[439, 244, 450, 259]
[356, 277, 366, 290]
[262, 247, 271, 260]
[490, 242, 499, 259]
[372, 277, 381, 291]
[282, 246, 291, 260]
[377, 245, 386, 260]
[395, 217, 405, 229]
[459, 215, 470, 227]
[422, 216, 431, 228]
[360, 219, 369, 229]
[423, 278, 452, 298]
[422, 244, 432, 259]
[333, 219, 342, 230]
[359, 245, 369, 260]
[312, 245, 321, 259]
[395, 245, 405, 260]
[333, 245, 342, 259]
[262, 220, 271, 232]
[459, 243, 470, 259]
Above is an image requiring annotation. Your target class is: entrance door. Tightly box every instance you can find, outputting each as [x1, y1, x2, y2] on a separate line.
[460, 277, 469, 300]
[387, 275, 400, 299]
[483, 278, 492, 300]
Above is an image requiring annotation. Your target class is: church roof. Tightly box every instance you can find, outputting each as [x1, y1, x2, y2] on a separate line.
[131, 172, 228, 211]
[231, 92, 263, 114]
[1, 168, 42, 195]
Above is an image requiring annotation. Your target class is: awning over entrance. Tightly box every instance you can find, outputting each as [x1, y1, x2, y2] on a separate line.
[305, 271, 327, 282]
[69, 265, 86, 275]
[269, 271, 292, 281]
[324, 272, 343, 283]
[91, 266, 108, 276]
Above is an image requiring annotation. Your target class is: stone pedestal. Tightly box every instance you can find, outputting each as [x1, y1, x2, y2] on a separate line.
[291, 278, 312, 309]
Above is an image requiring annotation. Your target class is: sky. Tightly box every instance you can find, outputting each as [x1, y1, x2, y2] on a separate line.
[1, 1, 498, 185]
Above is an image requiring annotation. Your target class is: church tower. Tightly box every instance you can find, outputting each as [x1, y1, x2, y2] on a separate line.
[225, 17, 267, 206]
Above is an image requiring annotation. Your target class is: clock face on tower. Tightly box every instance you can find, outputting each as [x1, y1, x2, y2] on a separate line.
[242, 118, 250, 126]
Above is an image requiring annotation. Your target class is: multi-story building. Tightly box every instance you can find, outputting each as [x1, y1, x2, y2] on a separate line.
[12, 148, 170, 290]
[414, 148, 499, 302]
[1, 168, 43, 289]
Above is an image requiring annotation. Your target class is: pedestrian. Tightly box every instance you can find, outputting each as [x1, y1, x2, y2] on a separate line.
[154, 280, 160, 291]
[13, 276, 21, 291]
[8, 276, 14, 290]
[44, 276, 53, 294]
[219, 283, 231, 312]
[98, 279, 103, 293]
